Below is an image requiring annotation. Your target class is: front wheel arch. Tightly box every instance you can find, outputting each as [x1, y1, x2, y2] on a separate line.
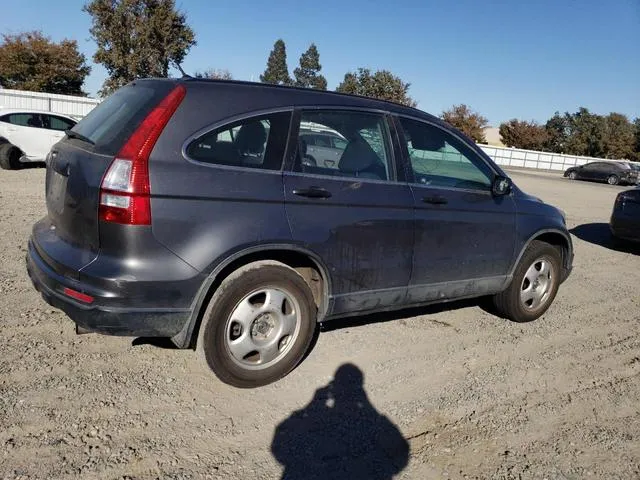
[509, 230, 572, 278]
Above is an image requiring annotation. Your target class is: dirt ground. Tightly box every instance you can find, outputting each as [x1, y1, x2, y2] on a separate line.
[1, 167, 639, 480]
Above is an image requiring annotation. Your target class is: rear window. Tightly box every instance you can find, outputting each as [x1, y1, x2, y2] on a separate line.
[69, 82, 173, 154]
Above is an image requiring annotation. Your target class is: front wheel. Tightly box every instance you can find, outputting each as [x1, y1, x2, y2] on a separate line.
[568, 171, 577, 180]
[197, 261, 317, 388]
[607, 175, 619, 185]
[492, 240, 562, 323]
[0, 144, 22, 170]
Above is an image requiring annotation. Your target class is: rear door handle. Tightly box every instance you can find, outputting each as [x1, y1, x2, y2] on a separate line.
[422, 195, 448, 205]
[293, 187, 332, 199]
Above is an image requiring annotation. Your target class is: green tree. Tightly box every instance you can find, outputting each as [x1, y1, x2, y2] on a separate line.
[293, 43, 327, 90]
[0, 31, 91, 95]
[603, 113, 635, 159]
[260, 39, 292, 85]
[84, 0, 196, 96]
[335, 68, 417, 107]
[633, 118, 640, 162]
[441, 104, 488, 143]
[564, 107, 606, 157]
[194, 69, 233, 80]
[499, 119, 548, 150]
[544, 112, 570, 153]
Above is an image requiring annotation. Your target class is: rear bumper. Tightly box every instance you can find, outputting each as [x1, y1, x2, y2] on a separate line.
[610, 214, 640, 242]
[26, 240, 191, 337]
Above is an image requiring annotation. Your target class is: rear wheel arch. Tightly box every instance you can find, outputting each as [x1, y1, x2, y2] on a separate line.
[172, 246, 331, 349]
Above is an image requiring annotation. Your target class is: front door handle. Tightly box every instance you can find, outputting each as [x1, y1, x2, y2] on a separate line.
[422, 195, 448, 205]
[293, 187, 332, 199]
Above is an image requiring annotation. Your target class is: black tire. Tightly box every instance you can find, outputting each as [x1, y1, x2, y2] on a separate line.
[197, 260, 317, 388]
[607, 175, 619, 186]
[492, 240, 562, 323]
[568, 171, 577, 180]
[0, 144, 22, 170]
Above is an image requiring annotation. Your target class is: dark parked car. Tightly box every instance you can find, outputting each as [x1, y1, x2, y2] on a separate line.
[26, 79, 573, 388]
[610, 187, 640, 243]
[564, 161, 639, 186]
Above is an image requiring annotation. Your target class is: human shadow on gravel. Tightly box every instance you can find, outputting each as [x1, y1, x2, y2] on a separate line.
[570, 223, 639, 255]
[271, 363, 409, 480]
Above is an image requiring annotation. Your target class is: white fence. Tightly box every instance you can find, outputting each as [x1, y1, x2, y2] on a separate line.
[479, 144, 622, 171]
[0, 88, 100, 120]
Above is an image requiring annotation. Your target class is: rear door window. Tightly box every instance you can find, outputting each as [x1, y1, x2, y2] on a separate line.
[47, 115, 76, 131]
[185, 112, 291, 170]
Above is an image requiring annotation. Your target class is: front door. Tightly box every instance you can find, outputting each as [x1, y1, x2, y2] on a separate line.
[394, 116, 517, 304]
[5, 113, 53, 160]
[284, 109, 414, 317]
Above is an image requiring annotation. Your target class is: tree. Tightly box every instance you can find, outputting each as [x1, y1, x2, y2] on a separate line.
[564, 107, 606, 157]
[441, 104, 488, 143]
[499, 119, 548, 150]
[603, 113, 635, 159]
[195, 69, 233, 80]
[335, 68, 417, 107]
[544, 112, 570, 153]
[84, 0, 196, 96]
[260, 39, 292, 85]
[0, 31, 91, 95]
[633, 118, 640, 162]
[293, 43, 327, 90]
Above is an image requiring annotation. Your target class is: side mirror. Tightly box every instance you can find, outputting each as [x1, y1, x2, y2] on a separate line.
[492, 175, 512, 196]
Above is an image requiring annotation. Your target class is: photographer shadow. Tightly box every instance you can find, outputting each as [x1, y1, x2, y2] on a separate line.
[271, 364, 409, 480]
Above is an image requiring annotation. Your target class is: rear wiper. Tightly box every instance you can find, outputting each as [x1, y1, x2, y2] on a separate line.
[65, 130, 95, 145]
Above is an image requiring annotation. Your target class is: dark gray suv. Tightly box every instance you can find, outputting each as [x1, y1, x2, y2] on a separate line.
[26, 79, 573, 388]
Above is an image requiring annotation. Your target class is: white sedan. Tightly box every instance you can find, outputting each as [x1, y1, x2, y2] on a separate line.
[0, 109, 77, 170]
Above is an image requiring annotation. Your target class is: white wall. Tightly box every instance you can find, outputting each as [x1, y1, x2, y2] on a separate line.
[479, 144, 625, 171]
[0, 88, 100, 120]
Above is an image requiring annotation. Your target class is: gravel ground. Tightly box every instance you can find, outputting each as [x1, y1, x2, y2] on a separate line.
[1, 167, 639, 480]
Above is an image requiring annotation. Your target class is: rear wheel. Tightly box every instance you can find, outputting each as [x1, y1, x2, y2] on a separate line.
[607, 174, 619, 185]
[492, 240, 562, 323]
[0, 144, 22, 170]
[197, 261, 317, 388]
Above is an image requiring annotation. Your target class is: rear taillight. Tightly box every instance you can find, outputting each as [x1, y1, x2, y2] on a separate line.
[615, 193, 628, 206]
[99, 84, 186, 225]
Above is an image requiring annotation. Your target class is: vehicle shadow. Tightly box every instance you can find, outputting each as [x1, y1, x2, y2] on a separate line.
[19, 161, 46, 169]
[271, 363, 409, 480]
[321, 297, 491, 332]
[570, 223, 639, 255]
[133, 298, 493, 350]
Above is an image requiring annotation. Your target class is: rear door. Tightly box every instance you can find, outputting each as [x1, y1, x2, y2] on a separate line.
[284, 109, 414, 316]
[37, 81, 176, 273]
[43, 114, 76, 148]
[394, 116, 517, 303]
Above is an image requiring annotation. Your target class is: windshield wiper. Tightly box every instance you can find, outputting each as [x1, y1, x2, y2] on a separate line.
[65, 129, 95, 145]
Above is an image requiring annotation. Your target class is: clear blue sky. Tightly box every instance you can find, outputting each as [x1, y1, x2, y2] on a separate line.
[2, 0, 639, 125]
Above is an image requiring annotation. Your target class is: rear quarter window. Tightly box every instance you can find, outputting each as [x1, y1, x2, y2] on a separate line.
[185, 112, 291, 171]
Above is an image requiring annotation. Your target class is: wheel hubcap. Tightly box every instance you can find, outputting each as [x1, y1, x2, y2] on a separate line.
[225, 287, 301, 370]
[520, 258, 554, 310]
